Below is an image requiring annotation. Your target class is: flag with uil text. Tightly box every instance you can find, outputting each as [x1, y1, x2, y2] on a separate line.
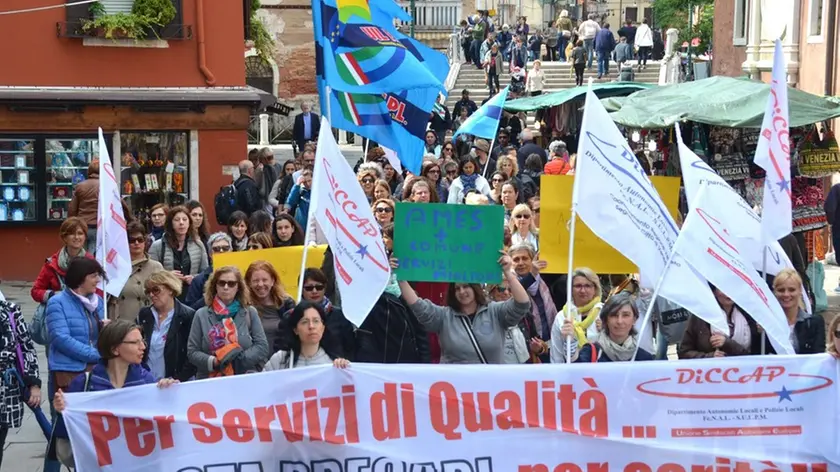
[313, 0, 445, 94]
[95, 128, 131, 297]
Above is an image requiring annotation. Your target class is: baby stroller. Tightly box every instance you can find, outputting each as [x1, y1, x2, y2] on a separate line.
[510, 66, 527, 94]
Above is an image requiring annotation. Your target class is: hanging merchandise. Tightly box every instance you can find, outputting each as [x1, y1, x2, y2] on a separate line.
[708, 127, 750, 181]
[739, 128, 767, 179]
[791, 177, 827, 233]
[797, 124, 840, 177]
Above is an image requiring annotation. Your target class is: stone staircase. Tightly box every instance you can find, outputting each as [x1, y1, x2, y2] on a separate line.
[446, 60, 661, 114]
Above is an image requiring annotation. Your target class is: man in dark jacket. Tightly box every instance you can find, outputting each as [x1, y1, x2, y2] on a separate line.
[355, 293, 431, 363]
[292, 102, 320, 154]
[517, 129, 547, 170]
[594, 23, 616, 78]
[429, 97, 451, 144]
[617, 20, 636, 47]
[453, 89, 478, 118]
[234, 160, 262, 216]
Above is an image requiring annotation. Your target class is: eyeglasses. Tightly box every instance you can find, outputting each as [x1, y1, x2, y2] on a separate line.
[212, 245, 232, 253]
[299, 317, 323, 327]
[447, 170, 458, 175]
[427, 169, 440, 174]
[122, 339, 146, 346]
[151, 213, 165, 219]
[444, 148, 454, 153]
[361, 178, 375, 184]
[144, 286, 162, 296]
[303, 284, 325, 292]
[129, 237, 145, 244]
[492, 178, 503, 183]
[375, 207, 394, 213]
[493, 286, 508, 293]
[573, 284, 595, 290]
[217, 280, 238, 288]
[515, 214, 531, 219]
[248, 245, 262, 250]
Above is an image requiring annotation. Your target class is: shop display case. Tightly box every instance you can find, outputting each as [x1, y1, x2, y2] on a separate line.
[120, 131, 189, 225]
[0, 139, 36, 222]
[45, 138, 98, 221]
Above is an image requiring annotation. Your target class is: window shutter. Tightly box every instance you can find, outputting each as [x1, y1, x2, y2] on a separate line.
[65, 0, 89, 29]
[102, 0, 134, 15]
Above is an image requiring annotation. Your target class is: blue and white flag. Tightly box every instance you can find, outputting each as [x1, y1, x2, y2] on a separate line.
[452, 86, 509, 142]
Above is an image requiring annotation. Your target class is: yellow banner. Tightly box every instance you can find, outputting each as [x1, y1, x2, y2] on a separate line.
[540, 176, 681, 274]
[213, 245, 328, 301]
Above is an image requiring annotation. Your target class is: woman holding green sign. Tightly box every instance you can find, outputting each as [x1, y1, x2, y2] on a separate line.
[394, 253, 531, 364]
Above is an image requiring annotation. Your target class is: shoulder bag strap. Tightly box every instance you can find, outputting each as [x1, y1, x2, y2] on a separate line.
[5, 307, 27, 375]
[458, 316, 488, 364]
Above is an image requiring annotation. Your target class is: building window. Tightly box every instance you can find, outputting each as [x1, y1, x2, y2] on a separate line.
[120, 132, 190, 223]
[100, 0, 135, 15]
[46, 138, 99, 222]
[733, 0, 748, 45]
[809, 0, 825, 40]
[625, 7, 638, 23]
[0, 139, 36, 222]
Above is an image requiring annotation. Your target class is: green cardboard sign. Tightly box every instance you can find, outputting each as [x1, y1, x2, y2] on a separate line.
[394, 202, 504, 283]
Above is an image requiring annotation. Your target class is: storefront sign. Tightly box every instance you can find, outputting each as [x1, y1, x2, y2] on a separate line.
[213, 245, 327, 301]
[62, 356, 838, 471]
[712, 152, 751, 181]
[798, 128, 840, 177]
[540, 175, 680, 274]
[792, 205, 828, 233]
[394, 202, 503, 283]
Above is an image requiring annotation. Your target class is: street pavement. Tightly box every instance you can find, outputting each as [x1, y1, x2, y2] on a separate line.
[1, 265, 838, 471]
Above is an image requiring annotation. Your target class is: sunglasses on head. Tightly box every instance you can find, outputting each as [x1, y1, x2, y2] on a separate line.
[304, 284, 325, 292]
[217, 280, 238, 288]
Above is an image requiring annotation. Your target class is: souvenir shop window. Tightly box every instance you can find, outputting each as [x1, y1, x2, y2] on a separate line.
[0, 139, 36, 222]
[120, 132, 189, 224]
[46, 138, 99, 222]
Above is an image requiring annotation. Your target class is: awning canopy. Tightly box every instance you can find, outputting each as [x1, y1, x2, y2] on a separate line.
[0, 86, 271, 110]
[608, 76, 840, 129]
[504, 82, 654, 112]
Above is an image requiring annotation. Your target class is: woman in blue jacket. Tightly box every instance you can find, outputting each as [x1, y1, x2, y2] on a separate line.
[45, 258, 106, 416]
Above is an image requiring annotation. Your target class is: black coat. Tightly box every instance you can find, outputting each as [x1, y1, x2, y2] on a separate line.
[274, 302, 358, 360]
[293, 112, 321, 150]
[355, 293, 431, 363]
[234, 175, 262, 216]
[763, 312, 826, 355]
[138, 300, 197, 381]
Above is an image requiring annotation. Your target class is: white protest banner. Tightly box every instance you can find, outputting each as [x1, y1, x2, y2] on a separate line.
[95, 128, 131, 297]
[382, 146, 403, 175]
[574, 89, 726, 332]
[676, 125, 811, 313]
[755, 39, 792, 244]
[676, 183, 795, 354]
[310, 117, 390, 325]
[62, 357, 839, 471]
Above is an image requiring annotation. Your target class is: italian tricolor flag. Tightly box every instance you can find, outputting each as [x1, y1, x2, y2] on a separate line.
[336, 48, 381, 86]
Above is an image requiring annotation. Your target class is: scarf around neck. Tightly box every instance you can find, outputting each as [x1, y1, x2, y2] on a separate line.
[212, 296, 241, 318]
[72, 289, 99, 314]
[58, 246, 86, 272]
[460, 173, 479, 192]
[563, 297, 603, 346]
[525, 275, 557, 339]
[596, 330, 638, 362]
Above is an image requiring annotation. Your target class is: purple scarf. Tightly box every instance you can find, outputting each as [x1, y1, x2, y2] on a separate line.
[526, 274, 557, 339]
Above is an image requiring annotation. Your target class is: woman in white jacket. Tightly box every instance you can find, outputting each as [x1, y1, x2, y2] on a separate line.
[264, 301, 349, 370]
[447, 156, 493, 204]
[635, 19, 654, 70]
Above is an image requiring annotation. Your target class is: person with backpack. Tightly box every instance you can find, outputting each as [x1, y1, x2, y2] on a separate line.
[226, 160, 262, 218]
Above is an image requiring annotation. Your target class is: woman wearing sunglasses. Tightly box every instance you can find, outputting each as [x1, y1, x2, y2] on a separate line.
[110, 221, 164, 322]
[508, 204, 539, 251]
[357, 164, 382, 204]
[422, 161, 449, 203]
[187, 266, 269, 378]
[372, 198, 395, 228]
[282, 268, 357, 359]
[137, 271, 196, 381]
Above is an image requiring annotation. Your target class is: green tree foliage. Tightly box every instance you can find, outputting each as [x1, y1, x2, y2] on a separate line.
[652, 0, 714, 54]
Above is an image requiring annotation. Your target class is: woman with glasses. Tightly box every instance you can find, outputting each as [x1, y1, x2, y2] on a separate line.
[374, 179, 392, 201]
[767, 268, 825, 354]
[185, 233, 233, 310]
[245, 261, 295, 354]
[137, 271, 196, 381]
[149, 205, 209, 300]
[187, 266, 269, 379]
[148, 203, 168, 243]
[509, 204, 539, 251]
[265, 301, 350, 370]
[247, 232, 273, 251]
[272, 213, 305, 247]
[443, 160, 459, 185]
[357, 165, 381, 204]
[422, 162, 449, 203]
[285, 268, 357, 359]
[439, 142, 456, 163]
[447, 156, 493, 204]
[227, 211, 249, 252]
[110, 221, 164, 322]
[372, 198, 395, 227]
[490, 171, 509, 204]
[550, 267, 603, 362]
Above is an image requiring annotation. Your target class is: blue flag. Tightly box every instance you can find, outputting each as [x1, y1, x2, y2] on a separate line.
[313, 0, 445, 94]
[452, 86, 510, 141]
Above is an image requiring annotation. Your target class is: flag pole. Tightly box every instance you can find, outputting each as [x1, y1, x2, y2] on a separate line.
[631, 247, 678, 362]
[482, 134, 497, 178]
[760, 245, 767, 354]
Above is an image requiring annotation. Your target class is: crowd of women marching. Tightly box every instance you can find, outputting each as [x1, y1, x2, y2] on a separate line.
[0, 128, 837, 469]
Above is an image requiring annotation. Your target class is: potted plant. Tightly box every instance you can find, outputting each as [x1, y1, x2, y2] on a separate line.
[132, 0, 177, 37]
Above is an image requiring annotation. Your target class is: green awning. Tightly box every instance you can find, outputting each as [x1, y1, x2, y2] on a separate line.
[503, 82, 655, 112]
[600, 96, 627, 112]
[608, 76, 840, 129]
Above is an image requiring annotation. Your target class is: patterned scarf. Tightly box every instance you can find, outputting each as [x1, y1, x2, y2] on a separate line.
[460, 173, 479, 192]
[562, 297, 602, 346]
[596, 330, 638, 362]
[524, 275, 557, 340]
[58, 246, 86, 272]
[208, 297, 242, 377]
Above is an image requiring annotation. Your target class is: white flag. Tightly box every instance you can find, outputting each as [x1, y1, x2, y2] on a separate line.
[676, 184, 795, 354]
[381, 146, 403, 175]
[574, 89, 727, 333]
[676, 124, 811, 313]
[95, 128, 131, 298]
[311, 118, 390, 326]
[754, 39, 792, 243]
